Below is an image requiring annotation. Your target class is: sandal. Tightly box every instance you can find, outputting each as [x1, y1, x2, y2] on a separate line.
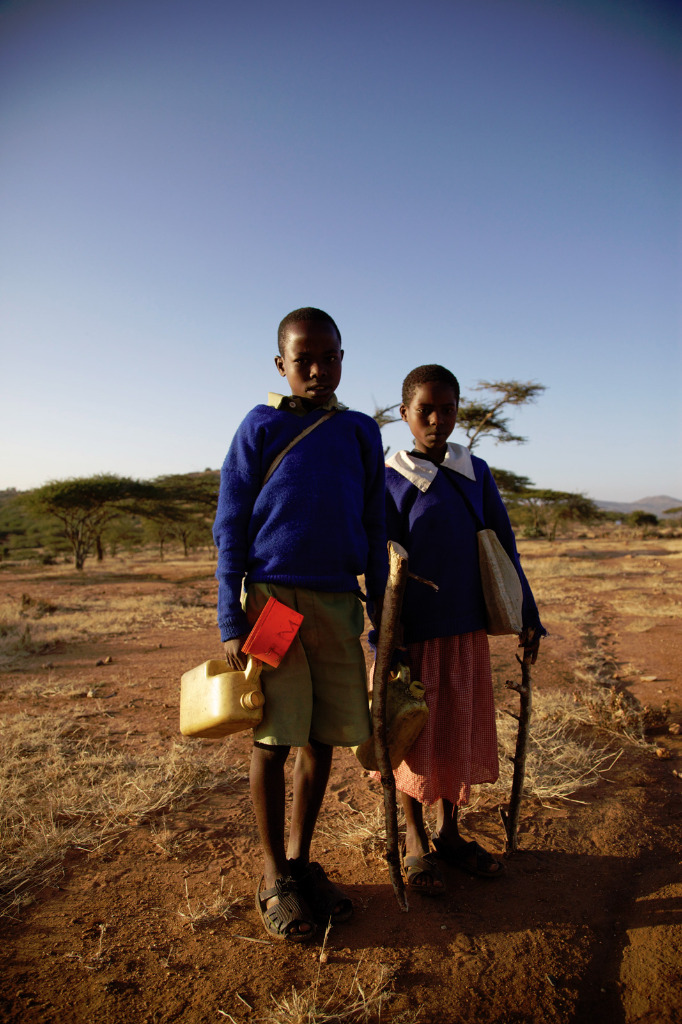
[431, 835, 504, 878]
[288, 859, 353, 924]
[402, 850, 446, 897]
[255, 875, 317, 942]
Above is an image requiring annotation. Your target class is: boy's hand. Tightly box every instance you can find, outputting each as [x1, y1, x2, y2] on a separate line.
[223, 635, 248, 671]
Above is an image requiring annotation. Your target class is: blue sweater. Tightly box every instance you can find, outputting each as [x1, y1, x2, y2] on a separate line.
[386, 447, 543, 644]
[213, 400, 388, 641]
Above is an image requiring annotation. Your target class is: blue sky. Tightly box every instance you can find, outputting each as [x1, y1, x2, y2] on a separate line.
[1, 0, 680, 502]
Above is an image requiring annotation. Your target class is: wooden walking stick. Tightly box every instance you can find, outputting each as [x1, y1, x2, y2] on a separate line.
[499, 636, 534, 854]
[373, 540, 409, 912]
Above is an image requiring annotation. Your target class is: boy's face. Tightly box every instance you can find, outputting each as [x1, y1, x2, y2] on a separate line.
[401, 382, 458, 458]
[275, 321, 343, 406]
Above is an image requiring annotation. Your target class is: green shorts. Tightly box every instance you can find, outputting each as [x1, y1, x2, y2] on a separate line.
[244, 582, 371, 748]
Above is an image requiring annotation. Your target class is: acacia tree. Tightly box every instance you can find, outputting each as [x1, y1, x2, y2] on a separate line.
[511, 489, 600, 539]
[146, 472, 219, 557]
[25, 475, 157, 570]
[489, 467, 534, 499]
[457, 380, 546, 450]
[374, 379, 546, 455]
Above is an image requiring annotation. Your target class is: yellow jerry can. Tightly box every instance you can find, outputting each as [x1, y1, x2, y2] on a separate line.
[180, 657, 264, 738]
[353, 662, 429, 770]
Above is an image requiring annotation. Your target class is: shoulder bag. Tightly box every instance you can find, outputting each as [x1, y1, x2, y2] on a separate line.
[441, 468, 524, 636]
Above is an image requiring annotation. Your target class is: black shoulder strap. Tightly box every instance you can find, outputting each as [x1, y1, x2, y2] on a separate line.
[262, 408, 338, 488]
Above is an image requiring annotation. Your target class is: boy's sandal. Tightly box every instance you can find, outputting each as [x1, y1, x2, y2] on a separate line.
[432, 835, 504, 878]
[287, 859, 353, 924]
[402, 851, 446, 897]
[255, 875, 317, 942]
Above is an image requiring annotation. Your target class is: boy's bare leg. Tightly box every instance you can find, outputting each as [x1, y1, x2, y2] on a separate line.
[287, 740, 353, 918]
[287, 739, 333, 864]
[250, 742, 290, 886]
[250, 742, 314, 935]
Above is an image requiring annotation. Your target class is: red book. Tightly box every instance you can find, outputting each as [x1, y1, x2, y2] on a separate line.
[241, 597, 304, 668]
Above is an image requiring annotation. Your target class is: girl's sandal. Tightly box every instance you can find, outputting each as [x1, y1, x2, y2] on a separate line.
[402, 850, 446, 897]
[255, 875, 317, 942]
[432, 834, 504, 878]
[287, 859, 354, 924]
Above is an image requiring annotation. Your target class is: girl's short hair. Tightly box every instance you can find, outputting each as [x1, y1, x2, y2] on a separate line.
[402, 364, 460, 406]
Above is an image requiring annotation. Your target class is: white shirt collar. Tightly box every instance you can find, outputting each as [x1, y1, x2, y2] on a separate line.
[267, 392, 347, 411]
[386, 442, 476, 492]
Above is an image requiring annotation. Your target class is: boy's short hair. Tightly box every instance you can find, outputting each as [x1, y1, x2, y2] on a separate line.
[402, 364, 461, 406]
[277, 307, 342, 355]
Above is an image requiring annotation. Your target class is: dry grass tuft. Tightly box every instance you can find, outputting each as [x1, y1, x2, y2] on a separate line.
[259, 936, 398, 1024]
[149, 816, 200, 858]
[570, 686, 667, 746]
[178, 877, 244, 931]
[316, 806, 388, 858]
[0, 713, 246, 918]
[490, 690, 621, 804]
[0, 587, 215, 666]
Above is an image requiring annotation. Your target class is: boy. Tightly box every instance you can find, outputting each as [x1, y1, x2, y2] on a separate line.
[213, 307, 387, 942]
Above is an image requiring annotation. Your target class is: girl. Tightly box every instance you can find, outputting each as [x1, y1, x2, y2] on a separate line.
[385, 364, 544, 895]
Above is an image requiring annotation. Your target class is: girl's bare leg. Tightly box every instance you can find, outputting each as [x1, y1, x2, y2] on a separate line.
[399, 789, 445, 892]
[399, 790, 431, 858]
[435, 798, 463, 844]
[434, 797, 503, 875]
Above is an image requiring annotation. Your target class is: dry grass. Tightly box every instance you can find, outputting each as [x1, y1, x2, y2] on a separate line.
[0, 586, 215, 666]
[255, 926, 400, 1024]
[178, 877, 244, 931]
[320, 687, 623, 859]
[0, 712, 246, 918]
[490, 690, 621, 804]
[569, 687, 668, 746]
[316, 806, 389, 859]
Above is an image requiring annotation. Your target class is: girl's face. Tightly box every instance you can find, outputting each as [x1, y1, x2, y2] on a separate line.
[401, 381, 458, 462]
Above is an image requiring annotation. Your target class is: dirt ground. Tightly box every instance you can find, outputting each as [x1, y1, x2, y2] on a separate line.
[1, 537, 681, 1024]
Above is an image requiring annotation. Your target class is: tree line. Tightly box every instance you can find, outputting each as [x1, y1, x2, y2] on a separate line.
[0, 380, 664, 570]
[0, 472, 220, 569]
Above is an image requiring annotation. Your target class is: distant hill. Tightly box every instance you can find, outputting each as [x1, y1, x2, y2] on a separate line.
[596, 495, 682, 518]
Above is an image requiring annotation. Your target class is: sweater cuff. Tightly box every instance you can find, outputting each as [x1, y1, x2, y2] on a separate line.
[218, 610, 250, 643]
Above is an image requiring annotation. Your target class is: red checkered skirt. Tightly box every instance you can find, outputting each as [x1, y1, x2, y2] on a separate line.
[393, 630, 499, 807]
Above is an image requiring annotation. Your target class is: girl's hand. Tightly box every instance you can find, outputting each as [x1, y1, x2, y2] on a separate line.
[223, 635, 248, 671]
[518, 627, 541, 665]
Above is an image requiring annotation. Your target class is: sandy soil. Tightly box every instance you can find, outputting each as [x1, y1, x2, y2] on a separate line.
[1, 538, 681, 1024]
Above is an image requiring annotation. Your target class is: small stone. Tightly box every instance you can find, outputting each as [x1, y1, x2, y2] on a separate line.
[668, 723, 681, 735]
[656, 746, 672, 759]
[87, 689, 95, 698]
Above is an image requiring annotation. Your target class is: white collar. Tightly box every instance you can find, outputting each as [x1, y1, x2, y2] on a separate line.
[267, 392, 347, 411]
[386, 442, 476, 492]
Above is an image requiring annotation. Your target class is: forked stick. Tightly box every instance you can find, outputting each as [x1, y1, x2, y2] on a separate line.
[499, 641, 534, 853]
[373, 540, 409, 911]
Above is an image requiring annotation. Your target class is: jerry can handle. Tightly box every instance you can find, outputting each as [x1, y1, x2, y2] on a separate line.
[245, 656, 263, 685]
